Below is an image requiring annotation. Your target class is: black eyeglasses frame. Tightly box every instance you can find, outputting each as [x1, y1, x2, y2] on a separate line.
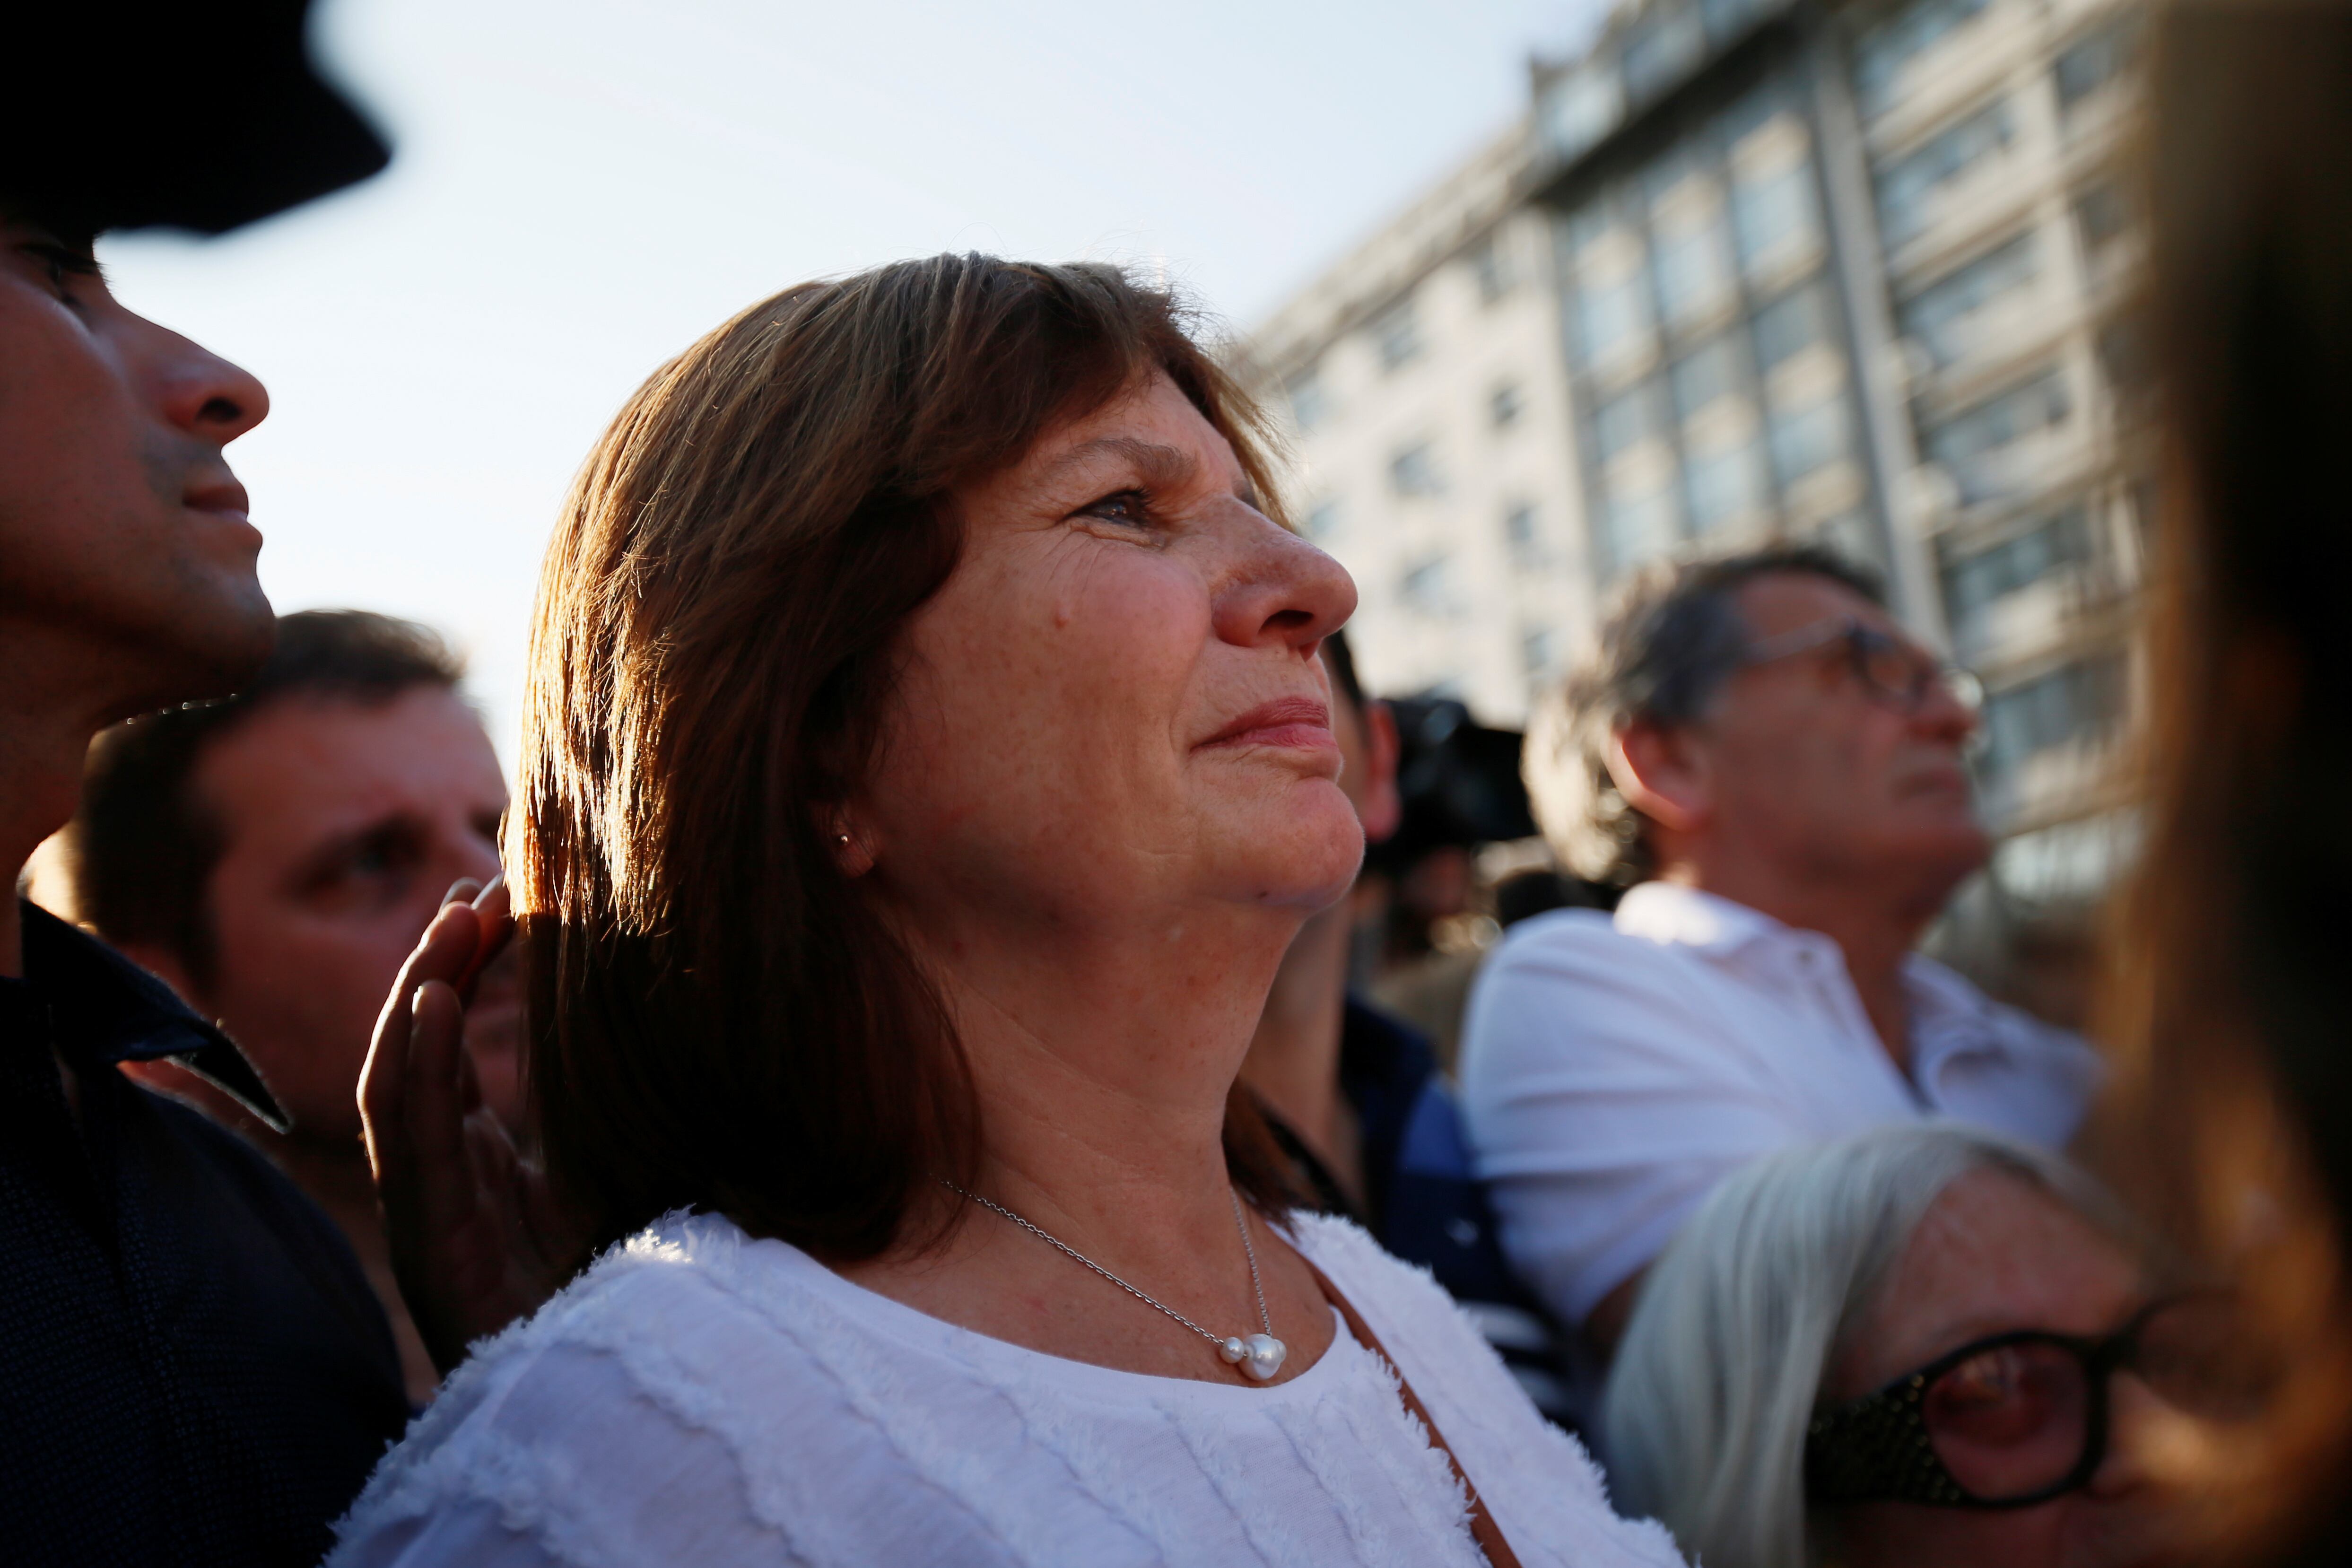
[1737, 614, 1984, 716]
[1803, 1298, 2180, 1511]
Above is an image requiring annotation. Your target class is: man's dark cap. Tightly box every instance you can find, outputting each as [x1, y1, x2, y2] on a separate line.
[4, 0, 390, 237]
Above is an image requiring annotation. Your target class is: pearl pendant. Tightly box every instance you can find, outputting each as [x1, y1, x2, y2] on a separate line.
[1240, 1332, 1287, 1381]
[1219, 1336, 1248, 1365]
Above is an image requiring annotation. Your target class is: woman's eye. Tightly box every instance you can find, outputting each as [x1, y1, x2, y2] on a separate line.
[1078, 489, 1152, 528]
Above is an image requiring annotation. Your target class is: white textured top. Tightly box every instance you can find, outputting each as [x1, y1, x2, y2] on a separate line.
[329, 1208, 1685, 1568]
[1460, 883, 2104, 1327]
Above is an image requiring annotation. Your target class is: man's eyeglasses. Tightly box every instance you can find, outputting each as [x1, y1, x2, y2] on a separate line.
[1805, 1293, 2263, 1510]
[1740, 616, 1983, 716]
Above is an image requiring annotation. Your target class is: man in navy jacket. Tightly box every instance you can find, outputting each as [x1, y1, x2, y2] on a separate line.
[0, 7, 412, 1561]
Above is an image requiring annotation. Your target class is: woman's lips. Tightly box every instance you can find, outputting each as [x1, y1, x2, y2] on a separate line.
[1199, 696, 1336, 753]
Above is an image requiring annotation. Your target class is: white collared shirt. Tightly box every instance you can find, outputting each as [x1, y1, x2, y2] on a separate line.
[1458, 882, 2103, 1327]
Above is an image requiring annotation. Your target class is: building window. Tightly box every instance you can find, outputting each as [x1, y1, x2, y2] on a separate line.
[1730, 159, 1821, 278]
[1561, 198, 1613, 260]
[1389, 440, 1443, 497]
[1875, 98, 2015, 247]
[1544, 62, 1627, 165]
[1522, 625, 1558, 677]
[1490, 380, 1524, 430]
[1812, 511, 1882, 569]
[1620, 4, 1707, 102]
[1852, 0, 1994, 120]
[1942, 505, 2093, 632]
[1671, 334, 1742, 420]
[1285, 369, 1327, 434]
[1651, 208, 1735, 329]
[1399, 554, 1455, 615]
[1753, 280, 1835, 375]
[1683, 437, 1768, 532]
[1503, 502, 1540, 556]
[1897, 231, 2038, 371]
[1574, 270, 1652, 367]
[1303, 498, 1342, 541]
[1370, 298, 1421, 372]
[1922, 369, 2071, 504]
[1979, 654, 2126, 789]
[2055, 15, 2142, 115]
[1768, 391, 1851, 484]
[1701, 0, 1774, 44]
[1594, 380, 1665, 462]
[2073, 182, 2131, 262]
[2096, 316, 2148, 412]
[1469, 236, 1512, 304]
[1604, 477, 1679, 573]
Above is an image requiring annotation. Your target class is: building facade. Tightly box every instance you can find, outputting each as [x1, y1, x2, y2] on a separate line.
[1239, 0, 2146, 896]
[1241, 126, 1590, 726]
[1838, 0, 2146, 896]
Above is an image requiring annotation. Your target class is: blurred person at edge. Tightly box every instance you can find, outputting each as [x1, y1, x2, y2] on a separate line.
[0, 3, 410, 1564]
[2086, 4, 2352, 1564]
[62, 610, 521, 1404]
[1242, 628, 1579, 1428]
[1605, 1124, 2217, 1568]
[1460, 545, 2102, 1376]
[334, 256, 1687, 1568]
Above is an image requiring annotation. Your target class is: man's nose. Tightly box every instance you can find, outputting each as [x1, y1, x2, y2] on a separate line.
[435, 818, 506, 896]
[146, 318, 270, 446]
[1911, 666, 1981, 746]
[454, 834, 504, 887]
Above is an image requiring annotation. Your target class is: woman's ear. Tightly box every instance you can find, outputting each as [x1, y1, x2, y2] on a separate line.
[824, 809, 876, 878]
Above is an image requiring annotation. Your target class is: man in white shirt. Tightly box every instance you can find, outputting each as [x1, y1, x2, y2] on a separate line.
[1459, 544, 2101, 1359]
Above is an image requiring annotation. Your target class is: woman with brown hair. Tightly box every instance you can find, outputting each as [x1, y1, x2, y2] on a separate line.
[328, 256, 1683, 1568]
[2089, 3, 2352, 1564]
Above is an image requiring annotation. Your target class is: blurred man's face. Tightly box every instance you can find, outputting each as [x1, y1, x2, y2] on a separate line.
[1696, 572, 1986, 893]
[187, 687, 520, 1143]
[0, 216, 274, 710]
[1327, 674, 1401, 845]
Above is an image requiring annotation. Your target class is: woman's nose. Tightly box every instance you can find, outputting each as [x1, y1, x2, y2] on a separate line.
[2086, 1371, 2175, 1499]
[145, 317, 270, 446]
[1211, 511, 1358, 654]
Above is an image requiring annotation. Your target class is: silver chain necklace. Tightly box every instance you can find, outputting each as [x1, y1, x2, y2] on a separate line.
[943, 1181, 1289, 1381]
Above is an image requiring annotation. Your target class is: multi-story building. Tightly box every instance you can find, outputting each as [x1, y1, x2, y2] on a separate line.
[1839, 0, 2147, 899]
[1238, 125, 1589, 726]
[1239, 0, 2147, 904]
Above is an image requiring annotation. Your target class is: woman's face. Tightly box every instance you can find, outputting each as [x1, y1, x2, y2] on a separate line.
[1822, 1171, 2186, 1568]
[859, 371, 1361, 957]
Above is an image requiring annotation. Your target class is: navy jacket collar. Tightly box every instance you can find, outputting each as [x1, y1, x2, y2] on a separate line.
[4, 900, 287, 1131]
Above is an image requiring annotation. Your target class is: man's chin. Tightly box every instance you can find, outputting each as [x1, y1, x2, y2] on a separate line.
[1873, 816, 1992, 896]
[122, 580, 277, 713]
[1927, 828, 1995, 895]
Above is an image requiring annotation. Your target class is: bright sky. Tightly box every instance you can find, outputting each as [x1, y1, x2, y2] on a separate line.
[102, 0, 1603, 760]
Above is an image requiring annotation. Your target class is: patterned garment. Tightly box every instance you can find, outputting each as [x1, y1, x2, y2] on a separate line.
[329, 1210, 1689, 1568]
[0, 901, 410, 1568]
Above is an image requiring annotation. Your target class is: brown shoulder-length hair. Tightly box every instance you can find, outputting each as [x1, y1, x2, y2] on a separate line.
[514, 255, 1303, 1259]
[2090, 6, 2352, 1563]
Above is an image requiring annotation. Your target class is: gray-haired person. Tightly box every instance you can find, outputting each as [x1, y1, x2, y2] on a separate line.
[1458, 546, 2100, 1371]
[1604, 1124, 2214, 1568]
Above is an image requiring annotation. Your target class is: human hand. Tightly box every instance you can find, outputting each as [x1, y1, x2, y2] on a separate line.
[359, 876, 589, 1375]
